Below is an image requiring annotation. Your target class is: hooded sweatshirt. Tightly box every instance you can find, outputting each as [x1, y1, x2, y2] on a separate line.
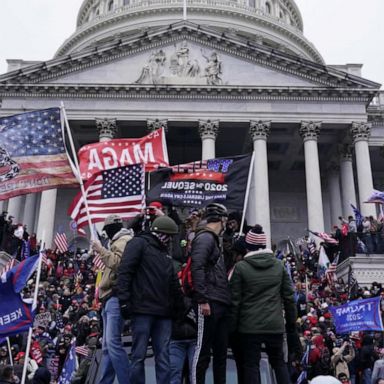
[229, 249, 297, 334]
[98, 228, 133, 301]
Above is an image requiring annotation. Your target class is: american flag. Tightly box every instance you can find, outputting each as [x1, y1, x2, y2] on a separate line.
[308, 229, 339, 245]
[93, 254, 106, 271]
[75, 345, 90, 358]
[68, 164, 145, 228]
[0, 108, 78, 200]
[41, 252, 48, 265]
[325, 253, 339, 286]
[364, 189, 384, 204]
[54, 232, 68, 254]
[0, 258, 18, 275]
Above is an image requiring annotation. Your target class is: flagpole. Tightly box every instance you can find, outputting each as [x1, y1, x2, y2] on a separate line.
[6, 337, 13, 366]
[60, 103, 95, 240]
[183, 0, 187, 20]
[21, 251, 44, 384]
[239, 152, 255, 235]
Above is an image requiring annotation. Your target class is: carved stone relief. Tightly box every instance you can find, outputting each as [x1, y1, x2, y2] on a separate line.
[135, 41, 224, 85]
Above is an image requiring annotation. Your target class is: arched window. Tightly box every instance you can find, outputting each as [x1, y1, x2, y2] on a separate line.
[265, 2, 271, 14]
[108, 0, 114, 11]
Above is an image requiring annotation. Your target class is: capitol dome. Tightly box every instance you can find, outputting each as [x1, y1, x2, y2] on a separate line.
[55, 0, 324, 63]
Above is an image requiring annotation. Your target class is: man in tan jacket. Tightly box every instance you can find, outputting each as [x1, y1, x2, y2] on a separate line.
[91, 214, 133, 384]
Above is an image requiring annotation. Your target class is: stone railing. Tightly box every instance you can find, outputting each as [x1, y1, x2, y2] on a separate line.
[337, 255, 384, 286]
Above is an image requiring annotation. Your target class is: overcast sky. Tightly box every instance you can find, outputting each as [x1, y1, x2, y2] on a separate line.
[0, 0, 383, 86]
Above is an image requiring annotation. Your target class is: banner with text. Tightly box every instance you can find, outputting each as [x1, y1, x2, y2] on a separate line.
[147, 154, 252, 209]
[329, 296, 384, 334]
[0, 255, 39, 337]
[78, 128, 169, 180]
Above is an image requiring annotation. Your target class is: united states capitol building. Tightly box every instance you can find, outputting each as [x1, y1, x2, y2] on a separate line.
[0, 0, 383, 258]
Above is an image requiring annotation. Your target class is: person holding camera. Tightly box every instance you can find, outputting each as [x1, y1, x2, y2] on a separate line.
[127, 201, 165, 234]
[331, 340, 355, 380]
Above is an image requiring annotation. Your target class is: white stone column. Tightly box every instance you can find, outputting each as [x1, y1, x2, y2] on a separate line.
[7, 196, 25, 223]
[147, 118, 168, 132]
[351, 122, 376, 217]
[247, 120, 271, 248]
[338, 144, 357, 217]
[36, 189, 57, 248]
[96, 117, 118, 143]
[95, 118, 118, 232]
[198, 120, 219, 160]
[0, 200, 7, 214]
[327, 163, 343, 226]
[299, 121, 325, 233]
[23, 194, 38, 233]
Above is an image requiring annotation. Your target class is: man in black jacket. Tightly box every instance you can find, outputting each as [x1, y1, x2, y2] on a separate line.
[117, 215, 183, 384]
[190, 203, 231, 384]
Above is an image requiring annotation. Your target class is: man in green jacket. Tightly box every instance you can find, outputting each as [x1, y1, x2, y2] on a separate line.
[229, 225, 297, 384]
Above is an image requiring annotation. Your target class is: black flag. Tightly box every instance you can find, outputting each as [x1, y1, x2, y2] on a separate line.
[147, 154, 252, 210]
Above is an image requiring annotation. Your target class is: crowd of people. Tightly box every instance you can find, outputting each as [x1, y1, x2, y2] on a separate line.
[0, 202, 384, 384]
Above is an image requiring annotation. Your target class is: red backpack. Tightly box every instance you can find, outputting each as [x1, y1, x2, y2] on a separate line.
[178, 256, 194, 296]
[178, 229, 215, 296]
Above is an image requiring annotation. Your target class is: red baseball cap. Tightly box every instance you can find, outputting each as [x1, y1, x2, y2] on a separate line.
[149, 201, 163, 209]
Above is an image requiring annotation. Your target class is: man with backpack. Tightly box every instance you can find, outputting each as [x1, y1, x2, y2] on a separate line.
[190, 203, 231, 384]
[117, 215, 184, 384]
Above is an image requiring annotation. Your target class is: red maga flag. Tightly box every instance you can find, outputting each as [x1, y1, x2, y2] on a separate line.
[78, 128, 168, 180]
[0, 108, 78, 200]
[68, 164, 145, 228]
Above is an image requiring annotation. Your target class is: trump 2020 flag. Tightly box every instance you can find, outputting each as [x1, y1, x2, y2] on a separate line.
[329, 296, 384, 333]
[148, 154, 252, 209]
[0, 255, 39, 337]
[68, 164, 145, 228]
[58, 341, 78, 384]
[0, 108, 78, 200]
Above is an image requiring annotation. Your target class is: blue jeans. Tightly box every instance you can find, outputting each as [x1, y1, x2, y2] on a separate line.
[362, 368, 372, 384]
[130, 315, 172, 384]
[169, 339, 196, 384]
[98, 297, 130, 384]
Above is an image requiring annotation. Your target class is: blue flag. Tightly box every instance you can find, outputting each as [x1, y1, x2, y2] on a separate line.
[21, 240, 30, 260]
[351, 204, 363, 227]
[0, 255, 39, 337]
[329, 296, 384, 333]
[58, 341, 78, 384]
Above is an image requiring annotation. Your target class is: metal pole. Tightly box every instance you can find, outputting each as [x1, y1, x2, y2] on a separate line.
[21, 252, 43, 384]
[239, 152, 255, 235]
[6, 337, 13, 366]
[60, 103, 95, 240]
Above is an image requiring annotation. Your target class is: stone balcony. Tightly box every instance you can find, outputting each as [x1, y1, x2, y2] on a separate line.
[337, 254, 384, 287]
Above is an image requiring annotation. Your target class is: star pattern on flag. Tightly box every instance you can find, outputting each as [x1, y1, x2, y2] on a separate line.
[0, 109, 65, 157]
[102, 164, 143, 199]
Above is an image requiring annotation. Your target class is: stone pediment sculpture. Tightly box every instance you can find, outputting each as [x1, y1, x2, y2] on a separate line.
[135, 41, 223, 85]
